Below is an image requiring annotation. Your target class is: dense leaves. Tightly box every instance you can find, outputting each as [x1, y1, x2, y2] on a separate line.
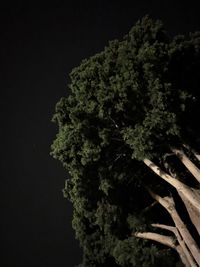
[51, 16, 200, 266]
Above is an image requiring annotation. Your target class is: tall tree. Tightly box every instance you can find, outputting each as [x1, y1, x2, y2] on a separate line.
[51, 16, 200, 266]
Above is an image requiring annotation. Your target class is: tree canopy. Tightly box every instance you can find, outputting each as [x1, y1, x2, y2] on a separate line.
[51, 16, 200, 267]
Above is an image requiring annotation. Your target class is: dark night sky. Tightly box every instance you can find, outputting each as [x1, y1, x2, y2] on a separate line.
[0, 1, 200, 266]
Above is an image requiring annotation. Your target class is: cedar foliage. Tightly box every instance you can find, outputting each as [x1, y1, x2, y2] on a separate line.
[51, 16, 200, 266]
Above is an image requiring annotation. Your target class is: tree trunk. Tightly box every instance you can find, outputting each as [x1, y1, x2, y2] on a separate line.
[179, 191, 200, 236]
[143, 158, 200, 236]
[176, 246, 196, 267]
[183, 144, 200, 162]
[195, 153, 200, 162]
[143, 159, 200, 214]
[147, 190, 200, 265]
[152, 224, 197, 267]
[134, 231, 193, 267]
[171, 148, 200, 183]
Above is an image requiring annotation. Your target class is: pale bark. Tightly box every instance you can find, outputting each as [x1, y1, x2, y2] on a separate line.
[176, 245, 196, 267]
[143, 159, 200, 212]
[143, 158, 200, 236]
[148, 190, 200, 265]
[179, 191, 200, 236]
[134, 231, 176, 248]
[183, 144, 200, 162]
[194, 153, 200, 162]
[171, 148, 200, 183]
[134, 231, 192, 267]
[152, 224, 197, 267]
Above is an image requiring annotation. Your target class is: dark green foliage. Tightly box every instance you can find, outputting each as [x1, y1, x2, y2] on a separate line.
[51, 16, 200, 266]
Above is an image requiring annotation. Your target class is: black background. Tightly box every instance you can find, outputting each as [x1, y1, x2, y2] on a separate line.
[0, 1, 200, 266]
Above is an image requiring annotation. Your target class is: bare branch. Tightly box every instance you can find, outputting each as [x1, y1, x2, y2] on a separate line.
[133, 231, 176, 249]
[151, 224, 198, 267]
[146, 188, 175, 213]
[183, 144, 200, 163]
[143, 158, 186, 190]
[143, 158, 200, 212]
[147, 190, 200, 265]
[151, 223, 177, 233]
[171, 148, 200, 184]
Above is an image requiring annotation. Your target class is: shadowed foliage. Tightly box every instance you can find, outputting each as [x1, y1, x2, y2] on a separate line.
[51, 16, 200, 266]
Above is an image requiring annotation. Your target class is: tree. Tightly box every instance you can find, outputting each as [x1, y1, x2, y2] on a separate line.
[51, 16, 200, 266]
